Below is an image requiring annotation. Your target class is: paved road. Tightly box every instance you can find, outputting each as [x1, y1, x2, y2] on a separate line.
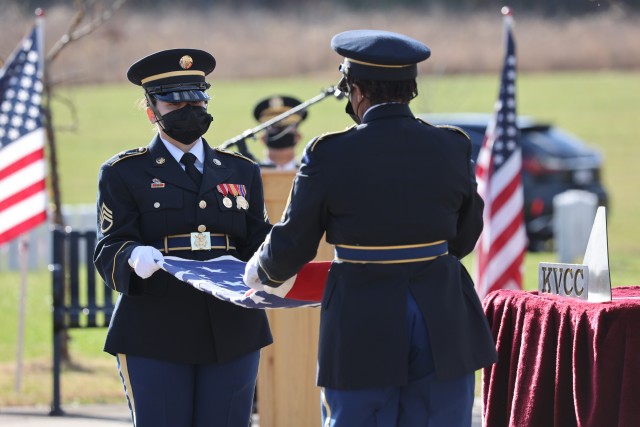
[0, 399, 483, 426]
[0, 404, 132, 427]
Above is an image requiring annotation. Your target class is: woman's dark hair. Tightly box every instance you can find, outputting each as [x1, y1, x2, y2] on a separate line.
[350, 77, 418, 105]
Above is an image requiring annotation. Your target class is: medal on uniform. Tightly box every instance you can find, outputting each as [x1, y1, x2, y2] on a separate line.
[237, 185, 249, 210]
[228, 184, 242, 209]
[216, 184, 233, 208]
[236, 196, 248, 210]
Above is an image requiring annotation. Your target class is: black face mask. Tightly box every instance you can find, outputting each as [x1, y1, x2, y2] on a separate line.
[345, 100, 361, 125]
[265, 126, 297, 149]
[339, 77, 361, 125]
[160, 105, 213, 145]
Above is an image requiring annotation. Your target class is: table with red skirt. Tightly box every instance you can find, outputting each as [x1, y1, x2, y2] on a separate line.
[482, 286, 640, 427]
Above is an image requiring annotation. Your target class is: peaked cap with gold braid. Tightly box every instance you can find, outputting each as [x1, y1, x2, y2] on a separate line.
[127, 48, 216, 102]
[331, 30, 430, 81]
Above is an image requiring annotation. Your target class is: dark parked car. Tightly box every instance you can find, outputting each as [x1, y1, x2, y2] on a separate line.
[419, 113, 609, 251]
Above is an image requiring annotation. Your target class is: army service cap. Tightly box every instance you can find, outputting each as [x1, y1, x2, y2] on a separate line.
[127, 48, 216, 102]
[253, 95, 308, 126]
[331, 30, 431, 81]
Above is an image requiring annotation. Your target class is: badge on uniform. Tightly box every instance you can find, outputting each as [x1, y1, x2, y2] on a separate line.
[151, 178, 165, 188]
[190, 231, 211, 250]
[100, 203, 113, 233]
[216, 183, 249, 210]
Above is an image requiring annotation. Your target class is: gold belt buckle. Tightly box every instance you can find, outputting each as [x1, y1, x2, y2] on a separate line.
[190, 232, 211, 250]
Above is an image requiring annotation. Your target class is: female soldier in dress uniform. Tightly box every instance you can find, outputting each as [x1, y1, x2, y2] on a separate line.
[93, 48, 272, 427]
[245, 31, 497, 426]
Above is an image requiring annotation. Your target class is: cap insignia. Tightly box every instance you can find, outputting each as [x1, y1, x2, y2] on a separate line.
[179, 55, 193, 70]
[269, 97, 284, 108]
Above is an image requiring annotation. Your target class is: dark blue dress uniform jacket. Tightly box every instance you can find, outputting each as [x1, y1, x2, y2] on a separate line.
[258, 103, 498, 389]
[94, 136, 273, 364]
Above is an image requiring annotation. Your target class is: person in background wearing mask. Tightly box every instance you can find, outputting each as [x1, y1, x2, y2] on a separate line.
[244, 30, 498, 426]
[253, 95, 307, 170]
[93, 48, 273, 427]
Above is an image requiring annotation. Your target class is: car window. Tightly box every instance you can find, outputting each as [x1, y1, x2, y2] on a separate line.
[522, 128, 594, 158]
[422, 115, 599, 163]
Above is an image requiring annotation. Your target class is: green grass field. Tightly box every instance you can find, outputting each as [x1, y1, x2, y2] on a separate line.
[1, 71, 639, 406]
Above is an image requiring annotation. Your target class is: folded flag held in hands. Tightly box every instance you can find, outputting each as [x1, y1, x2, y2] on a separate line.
[158, 255, 329, 309]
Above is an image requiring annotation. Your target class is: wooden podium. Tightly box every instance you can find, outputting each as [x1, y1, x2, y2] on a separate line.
[257, 170, 332, 427]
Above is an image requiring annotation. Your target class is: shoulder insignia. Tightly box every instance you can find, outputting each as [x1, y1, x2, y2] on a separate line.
[99, 202, 114, 233]
[108, 147, 148, 166]
[310, 125, 356, 152]
[416, 118, 470, 140]
[438, 124, 470, 140]
[416, 117, 434, 127]
[214, 147, 257, 164]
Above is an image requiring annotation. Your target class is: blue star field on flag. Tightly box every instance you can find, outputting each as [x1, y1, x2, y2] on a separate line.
[490, 26, 518, 172]
[0, 26, 43, 148]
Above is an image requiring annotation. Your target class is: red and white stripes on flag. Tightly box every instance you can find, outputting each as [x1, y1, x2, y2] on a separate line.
[474, 8, 527, 299]
[0, 18, 47, 245]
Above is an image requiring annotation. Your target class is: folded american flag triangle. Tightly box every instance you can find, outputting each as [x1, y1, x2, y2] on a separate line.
[158, 255, 329, 309]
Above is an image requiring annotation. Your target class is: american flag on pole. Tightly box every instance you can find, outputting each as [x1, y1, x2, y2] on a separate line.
[158, 255, 328, 309]
[0, 19, 47, 245]
[474, 7, 527, 299]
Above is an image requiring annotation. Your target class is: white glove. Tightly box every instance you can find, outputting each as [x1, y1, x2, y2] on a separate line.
[243, 250, 264, 291]
[128, 246, 164, 279]
[243, 249, 299, 296]
[263, 274, 297, 298]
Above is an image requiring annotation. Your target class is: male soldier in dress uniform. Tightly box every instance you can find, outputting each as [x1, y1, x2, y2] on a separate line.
[253, 95, 307, 170]
[93, 48, 272, 426]
[245, 30, 498, 426]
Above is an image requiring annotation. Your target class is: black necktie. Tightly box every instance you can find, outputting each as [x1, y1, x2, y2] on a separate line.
[180, 152, 202, 187]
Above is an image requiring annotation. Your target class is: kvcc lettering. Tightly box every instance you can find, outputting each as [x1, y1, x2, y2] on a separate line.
[540, 266, 586, 297]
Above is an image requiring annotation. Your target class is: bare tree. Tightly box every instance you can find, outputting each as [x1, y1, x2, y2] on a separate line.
[42, 0, 127, 363]
[44, 0, 127, 227]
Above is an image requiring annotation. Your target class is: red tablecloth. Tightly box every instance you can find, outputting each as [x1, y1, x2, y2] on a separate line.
[482, 286, 640, 427]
